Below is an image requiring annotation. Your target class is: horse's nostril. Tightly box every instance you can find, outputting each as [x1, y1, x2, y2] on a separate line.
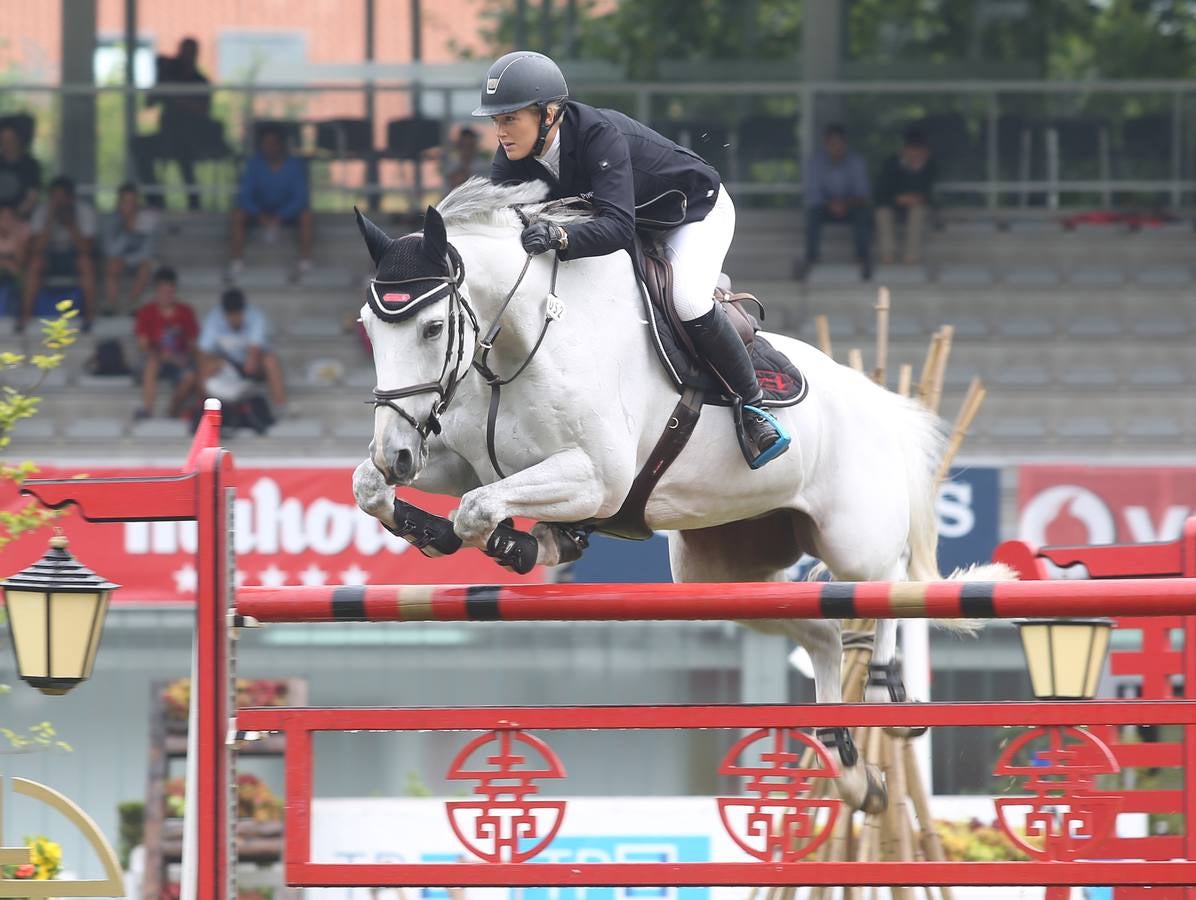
[393, 448, 414, 477]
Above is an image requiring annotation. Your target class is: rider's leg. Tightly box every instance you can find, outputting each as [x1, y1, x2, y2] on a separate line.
[665, 187, 789, 468]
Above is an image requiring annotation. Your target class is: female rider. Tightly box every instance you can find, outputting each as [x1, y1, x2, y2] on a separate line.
[472, 50, 790, 470]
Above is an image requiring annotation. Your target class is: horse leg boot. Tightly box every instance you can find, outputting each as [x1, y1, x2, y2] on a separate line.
[682, 305, 790, 469]
[453, 448, 610, 573]
[353, 460, 462, 557]
[866, 618, 929, 739]
[791, 619, 888, 815]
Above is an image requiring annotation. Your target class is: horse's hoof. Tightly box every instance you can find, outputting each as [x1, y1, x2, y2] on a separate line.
[883, 724, 930, 740]
[860, 764, 889, 815]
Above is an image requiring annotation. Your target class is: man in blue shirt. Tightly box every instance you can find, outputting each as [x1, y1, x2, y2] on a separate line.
[198, 288, 288, 413]
[800, 124, 873, 280]
[228, 124, 314, 281]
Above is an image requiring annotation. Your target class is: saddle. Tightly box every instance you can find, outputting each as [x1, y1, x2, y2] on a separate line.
[638, 245, 807, 408]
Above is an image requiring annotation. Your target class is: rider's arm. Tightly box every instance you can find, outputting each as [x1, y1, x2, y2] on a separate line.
[556, 122, 636, 261]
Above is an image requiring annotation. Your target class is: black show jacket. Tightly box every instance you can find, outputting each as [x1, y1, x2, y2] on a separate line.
[490, 100, 722, 260]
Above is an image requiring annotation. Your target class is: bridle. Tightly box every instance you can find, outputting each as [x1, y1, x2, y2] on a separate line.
[367, 249, 477, 441]
[368, 208, 565, 474]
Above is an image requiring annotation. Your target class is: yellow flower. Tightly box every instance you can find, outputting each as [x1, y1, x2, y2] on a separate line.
[25, 836, 62, 880]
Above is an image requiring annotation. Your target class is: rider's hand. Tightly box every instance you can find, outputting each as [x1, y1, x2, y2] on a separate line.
[520, 221, 565, 255]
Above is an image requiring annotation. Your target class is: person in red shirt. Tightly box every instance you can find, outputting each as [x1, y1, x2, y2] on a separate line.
[133, 266, 199, 419]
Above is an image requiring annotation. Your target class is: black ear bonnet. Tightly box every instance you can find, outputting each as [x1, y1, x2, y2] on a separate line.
[357, 207, 465, 324]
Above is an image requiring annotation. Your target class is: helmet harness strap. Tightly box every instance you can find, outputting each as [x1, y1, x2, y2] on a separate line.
[532, 102, 552, 157]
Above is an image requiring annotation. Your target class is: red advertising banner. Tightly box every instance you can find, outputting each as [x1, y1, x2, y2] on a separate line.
[1017, 465, 1196, 547]
[0, 466, 545, 604]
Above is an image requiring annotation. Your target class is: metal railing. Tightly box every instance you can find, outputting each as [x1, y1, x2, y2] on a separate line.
[4, 78, 1194, 210]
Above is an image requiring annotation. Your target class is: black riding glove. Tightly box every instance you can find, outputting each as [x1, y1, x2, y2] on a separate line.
[521, 221, 566, 255]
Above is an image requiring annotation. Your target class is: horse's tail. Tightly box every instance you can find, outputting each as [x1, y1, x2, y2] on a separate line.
[891, 391, 1016, 634]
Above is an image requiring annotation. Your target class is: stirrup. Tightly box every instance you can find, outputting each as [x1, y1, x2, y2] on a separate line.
[738, 403, 791, 470]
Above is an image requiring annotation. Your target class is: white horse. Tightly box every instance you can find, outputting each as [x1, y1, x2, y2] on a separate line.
[352, 178, 1009, 812]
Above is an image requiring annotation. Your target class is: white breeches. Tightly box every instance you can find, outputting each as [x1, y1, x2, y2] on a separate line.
[660, 185, 736, 322]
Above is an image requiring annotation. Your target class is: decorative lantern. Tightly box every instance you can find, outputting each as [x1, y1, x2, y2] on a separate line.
[1014, 618, 1113, 700]
[1, 535, 118, 696]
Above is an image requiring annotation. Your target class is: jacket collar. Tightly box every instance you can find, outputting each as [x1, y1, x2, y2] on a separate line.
[555, 101, 579, 190]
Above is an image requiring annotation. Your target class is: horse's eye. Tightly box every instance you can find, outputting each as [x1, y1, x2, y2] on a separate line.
[423, 320, 445, 340]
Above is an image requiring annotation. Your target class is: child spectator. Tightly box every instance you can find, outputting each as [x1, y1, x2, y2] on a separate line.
[20, 176, 97, 331]
[228, 124, 313, 282]
[103, 182, 159, 316]
[874, 128, 937, 266]
[0, 121, 42, 217]
[133, 266, 199, 420]
[198, 288, 287, 414]
[0, 205, 30, 313]
[799, 123, 873, 280]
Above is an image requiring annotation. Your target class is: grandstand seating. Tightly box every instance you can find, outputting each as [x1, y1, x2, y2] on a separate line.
[8, 206, 1192, 463]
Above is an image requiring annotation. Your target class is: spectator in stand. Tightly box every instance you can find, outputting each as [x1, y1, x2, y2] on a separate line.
[103, 182, 159, 316]
[198, 288, 287, 414]
[799, 124, 872, 281]
[133, 266, 199, 420]
[874, 127, 937, 266]
[444, 126, 486, 190]
[0, 204, 30, 312]
[0, 121, 41, 218]
[228, 124, 313, 282]
[20, 176, 97, 332]
[133, 37, 216, 211]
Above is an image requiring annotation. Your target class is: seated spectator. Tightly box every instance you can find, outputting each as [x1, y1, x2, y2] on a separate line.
[228, 124, 313, 282]
[800, 124, 872, 280]
[0, 120, 41, 218]
[133, 266, 199, 420]
[20, 176, 97, 331]
[198, 288, 287, 415]
[0, 204, 30, 312]
[133, 37, 218, 211]
[444, 127, 486, 190]
[103, 182, 159, 316]
[874, 128, 937, 266]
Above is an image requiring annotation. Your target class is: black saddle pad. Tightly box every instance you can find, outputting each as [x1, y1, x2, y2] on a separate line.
[639, 282, 808, 409]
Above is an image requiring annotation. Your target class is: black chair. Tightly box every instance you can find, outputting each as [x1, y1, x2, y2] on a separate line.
[1120, 114, 1172, 175]
[0, 113, 35, 148]
[735, 114, 798, 168]
[385, 117, 441, 160]
[316, 118, 374, 160]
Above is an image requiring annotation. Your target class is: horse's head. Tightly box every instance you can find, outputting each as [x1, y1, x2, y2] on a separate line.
[357, 205, 476, 485]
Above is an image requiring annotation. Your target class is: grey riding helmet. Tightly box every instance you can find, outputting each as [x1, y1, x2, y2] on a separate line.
[473, 51, 568, 157]
[472, 51, 569, 117]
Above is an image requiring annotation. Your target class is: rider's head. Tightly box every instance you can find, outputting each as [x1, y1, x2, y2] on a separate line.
[472, 51, 568, 161]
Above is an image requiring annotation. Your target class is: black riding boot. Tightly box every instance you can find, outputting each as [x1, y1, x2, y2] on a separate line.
[684, 305, 791, 468]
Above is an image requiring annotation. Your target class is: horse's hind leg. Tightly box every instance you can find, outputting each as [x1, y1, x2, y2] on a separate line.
[667, 516, 887, 814]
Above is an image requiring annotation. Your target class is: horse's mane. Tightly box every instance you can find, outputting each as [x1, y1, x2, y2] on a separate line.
[435, 176, 595, 230]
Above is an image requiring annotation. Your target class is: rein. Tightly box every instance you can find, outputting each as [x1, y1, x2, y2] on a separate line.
[370, 206, 566, 476]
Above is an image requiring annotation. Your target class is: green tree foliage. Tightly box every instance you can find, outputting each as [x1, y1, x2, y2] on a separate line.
[0, 301, 77, 754]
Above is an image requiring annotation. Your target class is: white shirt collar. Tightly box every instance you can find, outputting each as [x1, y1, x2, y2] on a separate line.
[537, 129, 562, 181]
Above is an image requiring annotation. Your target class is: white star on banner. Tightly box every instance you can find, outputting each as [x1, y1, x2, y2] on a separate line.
[298, 563, 329, 587]
[234, 569, 247, 589]
[258, 564, 289, 588]
[172, 564, 198, 594]
[339, 564, 369, 586]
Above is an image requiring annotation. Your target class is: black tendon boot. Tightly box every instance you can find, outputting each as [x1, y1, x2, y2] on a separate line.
[683, 305, 791, 468]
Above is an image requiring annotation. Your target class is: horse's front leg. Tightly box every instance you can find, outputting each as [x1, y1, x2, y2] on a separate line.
[353, 450, 483, 558]
[453, 448, 607, 571]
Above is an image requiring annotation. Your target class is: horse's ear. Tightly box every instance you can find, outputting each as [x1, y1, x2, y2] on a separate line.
[422, 205, 448, 261]
[354, 206, 392, 266]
